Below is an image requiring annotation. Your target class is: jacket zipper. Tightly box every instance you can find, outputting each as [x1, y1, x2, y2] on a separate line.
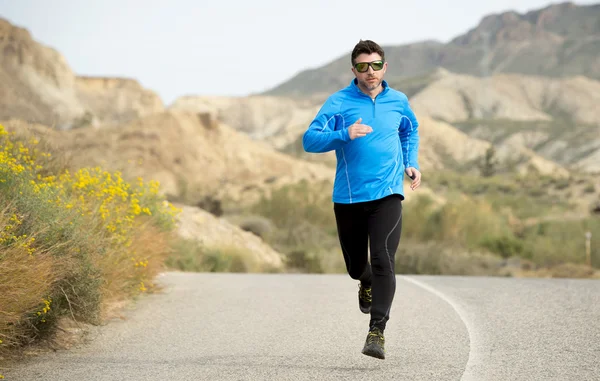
[356, 84, 382, 118]
[372, 97, 376, 118]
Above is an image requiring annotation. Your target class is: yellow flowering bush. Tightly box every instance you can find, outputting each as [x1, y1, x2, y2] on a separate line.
[0, 123, 181, 373]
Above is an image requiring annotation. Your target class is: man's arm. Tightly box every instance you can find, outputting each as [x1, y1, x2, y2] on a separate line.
[399, 97, 421, 190]
[398, 98, 420, 171]
[302, 96, 351, 153]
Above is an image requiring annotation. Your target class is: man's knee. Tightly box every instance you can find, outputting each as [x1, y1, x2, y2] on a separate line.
[371, 254, 395, 275]
[348, 268, 365, 279]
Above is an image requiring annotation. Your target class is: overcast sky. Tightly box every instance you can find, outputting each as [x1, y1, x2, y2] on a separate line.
[1, 1, 596, 104]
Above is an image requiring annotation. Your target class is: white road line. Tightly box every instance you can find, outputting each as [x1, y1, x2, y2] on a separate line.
[402, 276, 483, 381]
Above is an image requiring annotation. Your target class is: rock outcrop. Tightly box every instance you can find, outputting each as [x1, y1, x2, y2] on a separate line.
[176, 205, 284, 271]
[409, 71, 600, 126]
[0, 18, 164, 129]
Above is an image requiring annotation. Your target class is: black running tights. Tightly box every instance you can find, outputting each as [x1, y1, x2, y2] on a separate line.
[333, 194, 402, 331]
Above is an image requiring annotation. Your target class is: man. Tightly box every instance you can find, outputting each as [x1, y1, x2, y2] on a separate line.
[302, 39, 421, 360]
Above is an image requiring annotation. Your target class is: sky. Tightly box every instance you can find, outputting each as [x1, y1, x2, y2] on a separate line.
[1, 0, 597, 104]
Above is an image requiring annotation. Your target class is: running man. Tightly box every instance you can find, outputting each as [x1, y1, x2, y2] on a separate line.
[302, 39, 421, 359]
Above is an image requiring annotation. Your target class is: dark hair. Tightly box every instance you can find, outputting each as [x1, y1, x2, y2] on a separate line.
[351, 40, 385, 65]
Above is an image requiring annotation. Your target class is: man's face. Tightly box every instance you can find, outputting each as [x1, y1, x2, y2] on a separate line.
[351, 53, 387, 92]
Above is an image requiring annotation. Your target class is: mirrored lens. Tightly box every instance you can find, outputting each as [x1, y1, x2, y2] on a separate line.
[371, 61, 384, 71]
[355, 63, 369, 72]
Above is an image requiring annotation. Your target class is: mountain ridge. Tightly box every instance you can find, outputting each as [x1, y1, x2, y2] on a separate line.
[264, 2, 600, 97]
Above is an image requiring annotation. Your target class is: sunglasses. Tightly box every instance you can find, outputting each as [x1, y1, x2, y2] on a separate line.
[354, 60, 385, 73]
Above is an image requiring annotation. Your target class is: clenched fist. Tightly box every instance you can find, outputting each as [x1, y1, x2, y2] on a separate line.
[348, 118, 373, 140]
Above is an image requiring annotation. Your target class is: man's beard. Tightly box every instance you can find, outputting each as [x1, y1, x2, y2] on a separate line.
[361, 77, 381, 90]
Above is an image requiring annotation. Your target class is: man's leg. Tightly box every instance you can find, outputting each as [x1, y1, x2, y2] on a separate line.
[360, 195, 402, 359]
[333, 202, 372, 287]
[366, 194, 402, 332]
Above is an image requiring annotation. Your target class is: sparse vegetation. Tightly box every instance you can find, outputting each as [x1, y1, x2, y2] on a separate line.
[237, 215, 273, 239]
[478, 145, 498, 177]
[244, 179, 343, 273]
[71, 110, 95, 129]
[166, 238, 273, 273]
[454, 118, 599, 169]
[583, 184, 595, 193]
[238, 169, 599, 278]
[0, 124, 181, 375]
[387, 72, 439, 98]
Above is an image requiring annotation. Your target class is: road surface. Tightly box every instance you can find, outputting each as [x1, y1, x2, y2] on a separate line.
[5, 272, 600, 380]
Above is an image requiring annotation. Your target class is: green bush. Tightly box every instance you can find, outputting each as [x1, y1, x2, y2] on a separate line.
[480, 234, 529, 259]
[251, 179, 335, 232]
[285, 249, 324, 273]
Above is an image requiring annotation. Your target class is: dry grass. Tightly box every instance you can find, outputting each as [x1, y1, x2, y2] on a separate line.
[0, 212, 65, 349]
[244, 173, 599, 277]
[166, 238, 277, 273]
[515, 263, 600, 279]
[94, 222, 175, 318]
[0, 123, 181, 377]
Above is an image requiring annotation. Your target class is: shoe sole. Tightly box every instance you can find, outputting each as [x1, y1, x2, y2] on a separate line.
[359, 305, 371, 314]
[362, 344, 385, 359]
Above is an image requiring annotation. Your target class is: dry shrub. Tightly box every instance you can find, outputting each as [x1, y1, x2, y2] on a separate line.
[517, 263, 600, 279]
[237, 215, 273, 239]
[166, 238, 273, 273]
[395, 241, 505, 276]
[0, 246, 62, 349]
[95, 221, 174, 310]
[0, 122, 180, 376]
[0, 204, 73, 360]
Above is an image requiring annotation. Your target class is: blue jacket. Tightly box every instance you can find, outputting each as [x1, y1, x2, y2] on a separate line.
[302, 79, 419, 204]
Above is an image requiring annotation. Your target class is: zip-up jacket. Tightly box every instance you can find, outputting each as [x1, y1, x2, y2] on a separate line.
[302, 79, 419, 204]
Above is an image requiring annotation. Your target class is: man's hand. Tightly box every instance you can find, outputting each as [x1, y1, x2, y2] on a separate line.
[405, 167, 421, 190]
[348, 118, 373, 140]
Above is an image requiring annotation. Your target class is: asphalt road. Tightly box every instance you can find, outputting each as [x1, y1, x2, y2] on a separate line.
[6, 272, 600, 380]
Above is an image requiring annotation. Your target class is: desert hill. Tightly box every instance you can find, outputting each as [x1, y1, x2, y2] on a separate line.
[0, 18, 163, 129]
[169, 80, 570, 177]
[410, 69, 600, 125]
[409, 69, 600, 173]
[0, 6, 598, 279]
[1, 111, 334, 207]
[170, 95, 321, 150]
[1, 111, 337, 271]
[1, 14, 590, 178]
[264, 2, 600, 97]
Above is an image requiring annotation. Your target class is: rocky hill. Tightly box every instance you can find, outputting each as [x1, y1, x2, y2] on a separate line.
[169, 90, 568, 176]
[1, 112, 336, 271]
[410, 69, 600, 125]
[264, 2, 600, 97]
[0, 6, 598, 278]
[170, 95, 321, 150]
[409, 69, 600, 173]
[1, 111, 334, 207]
[167, 2, 600, 176]
[0, 18, 163, 129]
